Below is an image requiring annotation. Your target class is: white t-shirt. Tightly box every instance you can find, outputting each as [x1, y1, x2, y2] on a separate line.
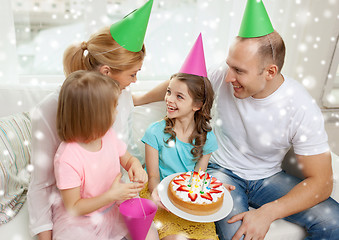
[27, 87, 135, 236]
[209, 62, 329, 180]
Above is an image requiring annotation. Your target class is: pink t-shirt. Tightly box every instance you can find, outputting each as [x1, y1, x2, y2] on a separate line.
[54, 128, 127, 214]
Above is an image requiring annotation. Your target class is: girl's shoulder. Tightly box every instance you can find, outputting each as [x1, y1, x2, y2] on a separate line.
[54, 141, 78, 164]
[105, 127, 117, 139]
[146, 119, 166, 133]
[206, 128, 216, 137]
[206, 129, 217, 142]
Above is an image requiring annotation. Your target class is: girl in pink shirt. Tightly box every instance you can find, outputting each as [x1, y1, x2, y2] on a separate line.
[53, 70, 158, 240]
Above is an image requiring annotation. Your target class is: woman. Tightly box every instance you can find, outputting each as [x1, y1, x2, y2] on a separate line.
[27, 1, 164, 239]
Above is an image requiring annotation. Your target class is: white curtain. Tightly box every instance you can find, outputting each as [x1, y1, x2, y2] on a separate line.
[0, 0, 18, 84]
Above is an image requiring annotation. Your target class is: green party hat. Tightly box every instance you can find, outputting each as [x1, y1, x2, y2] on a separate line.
[110, 0, 153, 52]
[238, 0, 274, 38]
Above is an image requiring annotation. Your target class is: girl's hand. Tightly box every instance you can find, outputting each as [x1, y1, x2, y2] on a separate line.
[151, 188, 168, 211]
[128, 162, 148, 184]
[223, 183, 236, 192]
[108, 173, 144, 202]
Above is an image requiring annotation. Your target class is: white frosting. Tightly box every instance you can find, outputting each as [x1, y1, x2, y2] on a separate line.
[171, 171, 224, 204]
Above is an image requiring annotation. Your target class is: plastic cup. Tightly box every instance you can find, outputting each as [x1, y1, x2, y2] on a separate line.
[119, 198, 157, 240]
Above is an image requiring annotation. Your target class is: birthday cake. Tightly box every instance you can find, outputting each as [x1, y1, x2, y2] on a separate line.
[167, 170, 225, 216]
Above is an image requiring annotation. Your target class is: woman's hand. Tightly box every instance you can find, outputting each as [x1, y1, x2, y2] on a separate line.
[108, 173, 144, 202]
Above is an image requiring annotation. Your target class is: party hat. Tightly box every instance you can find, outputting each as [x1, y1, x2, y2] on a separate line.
[119, 198, 157, 240]
[179, 33, 207, 77]
[110, 0, 153, 52]
[238, 0, 274, 38]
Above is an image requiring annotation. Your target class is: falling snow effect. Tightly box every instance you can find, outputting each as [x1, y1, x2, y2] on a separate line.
[0, 0, 339, 239]
[168, 140, 176, 148]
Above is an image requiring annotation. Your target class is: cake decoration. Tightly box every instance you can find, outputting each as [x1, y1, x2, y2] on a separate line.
[167, 169, 225, 215]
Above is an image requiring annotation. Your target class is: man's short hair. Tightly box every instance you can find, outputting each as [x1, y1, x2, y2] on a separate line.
[237, 30, 286, 73]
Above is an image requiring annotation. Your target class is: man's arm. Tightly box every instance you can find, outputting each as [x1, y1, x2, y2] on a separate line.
[268, 151, 333, 216]
[229, 151, 333, 240]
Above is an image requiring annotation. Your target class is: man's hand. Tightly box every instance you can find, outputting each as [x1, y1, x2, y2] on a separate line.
[228, 207, 274, 240]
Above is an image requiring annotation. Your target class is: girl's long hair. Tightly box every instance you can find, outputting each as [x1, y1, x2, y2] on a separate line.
[164, 72, 214, 161]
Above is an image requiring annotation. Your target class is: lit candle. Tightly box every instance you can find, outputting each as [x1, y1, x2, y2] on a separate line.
[206, 175, 212, 190]
[188, 170, 193, 186]
[189, 183, 194, 193]
[201, 172, 207, 191]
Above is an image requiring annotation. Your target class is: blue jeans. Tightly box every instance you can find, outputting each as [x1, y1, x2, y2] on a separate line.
[207, 163, 339, 240]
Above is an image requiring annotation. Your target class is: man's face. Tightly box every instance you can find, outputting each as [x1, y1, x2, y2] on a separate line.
[225, 39, 268, 99]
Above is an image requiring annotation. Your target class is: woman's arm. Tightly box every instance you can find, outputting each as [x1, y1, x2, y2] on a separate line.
[133, 79, 170, 106]
[37, 231, 52, 240]
[27, 92, 60, 238]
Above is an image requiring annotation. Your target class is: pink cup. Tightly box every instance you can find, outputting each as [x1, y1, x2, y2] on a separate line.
[119, 198, 157, 240]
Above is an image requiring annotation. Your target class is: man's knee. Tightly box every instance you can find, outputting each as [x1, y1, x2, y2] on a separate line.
[287, 198, 339, 239]
[215, 218, 243, 240]
[311, 199, 339, 232]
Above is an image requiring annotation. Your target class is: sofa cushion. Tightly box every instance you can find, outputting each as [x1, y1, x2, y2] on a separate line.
[0, 112, 31, 224]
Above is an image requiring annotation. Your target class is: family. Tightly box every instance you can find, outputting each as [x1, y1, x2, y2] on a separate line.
[27, 0, 339, 240]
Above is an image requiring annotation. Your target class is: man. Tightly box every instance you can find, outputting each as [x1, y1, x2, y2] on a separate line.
[207, 1, 339, 239]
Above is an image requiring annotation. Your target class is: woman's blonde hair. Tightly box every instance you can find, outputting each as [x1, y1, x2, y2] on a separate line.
[63, 27, 146, 76]
[57, 70, 120, 143]
[164, 73, 215, 161]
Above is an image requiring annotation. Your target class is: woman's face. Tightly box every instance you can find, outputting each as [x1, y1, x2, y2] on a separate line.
[109, 61, 143, 90]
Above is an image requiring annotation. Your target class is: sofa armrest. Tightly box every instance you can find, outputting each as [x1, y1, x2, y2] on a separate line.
[0, 112, 31, 224]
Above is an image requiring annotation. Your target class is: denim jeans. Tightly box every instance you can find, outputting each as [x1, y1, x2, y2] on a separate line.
[207, 163, 339, 240]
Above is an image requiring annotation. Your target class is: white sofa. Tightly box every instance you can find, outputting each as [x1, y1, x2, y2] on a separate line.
[0, 86, 338, 240]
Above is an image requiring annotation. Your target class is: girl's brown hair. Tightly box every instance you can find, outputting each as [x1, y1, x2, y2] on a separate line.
[164, 73, 214, 161]
[63, 26, 146, 76]
[57, 70, 120, 143]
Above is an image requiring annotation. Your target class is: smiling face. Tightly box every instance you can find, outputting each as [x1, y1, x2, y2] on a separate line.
[109, 61, 143, 90]
[165, 77, 201, 121]
[225, 39, 269, 99]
